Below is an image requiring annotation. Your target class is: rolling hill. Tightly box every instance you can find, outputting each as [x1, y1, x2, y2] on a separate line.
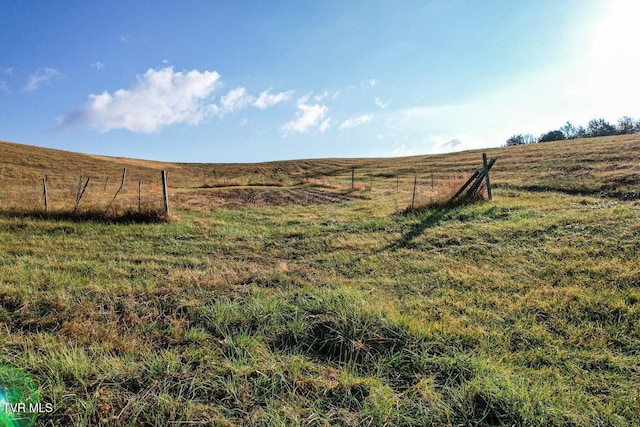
[0, 136, 638, 426]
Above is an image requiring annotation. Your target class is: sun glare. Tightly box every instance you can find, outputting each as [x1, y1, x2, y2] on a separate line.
[589, 1, 640, 91]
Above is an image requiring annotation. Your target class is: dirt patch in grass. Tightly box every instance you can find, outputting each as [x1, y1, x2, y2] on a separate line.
[172, 186, 364, 210]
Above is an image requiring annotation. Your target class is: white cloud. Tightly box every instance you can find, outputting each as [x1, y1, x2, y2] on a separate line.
[221, 87, 255, 112]
[91, 62, 105, 71]
[369, 78, 377, 87]
[314, 90, 328, 101]
[254, 89, 293, 109]
[222, 87, 293, 113]
[429, 134, 487, 154]
[392, 143, 413, 157]
[23, 67, 61, 92]
[281, 95, 329, 134]
[339, 114, 373, 130]
[319, 119, 332, 132]
[375, 97, 389, 109]
[59, 66, 221, 133]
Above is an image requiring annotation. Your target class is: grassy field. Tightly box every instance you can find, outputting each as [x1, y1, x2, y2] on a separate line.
[0, 136, 639, 426]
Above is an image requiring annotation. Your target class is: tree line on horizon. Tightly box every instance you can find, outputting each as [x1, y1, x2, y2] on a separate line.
[505, 116, 640, 146]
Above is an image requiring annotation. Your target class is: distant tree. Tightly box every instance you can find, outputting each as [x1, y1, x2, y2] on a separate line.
[505, 134, 526, 146]
[587, 118, 617, 137]
[505, 133, 536, 146]
[507, 114, 639, 146]
[538, 129, 566, 143]
[560, 121, 577, 139]
[617, 116, 637, 134]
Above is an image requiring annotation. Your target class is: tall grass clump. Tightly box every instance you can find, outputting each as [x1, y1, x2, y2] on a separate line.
[401, 173, 484, 214]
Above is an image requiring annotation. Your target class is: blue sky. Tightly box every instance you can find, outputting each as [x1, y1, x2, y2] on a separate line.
[1, 1, 638, 162]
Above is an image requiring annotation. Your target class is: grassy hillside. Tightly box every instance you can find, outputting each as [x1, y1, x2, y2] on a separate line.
[2, 134, 639, 197]
[0, 136, 639, 426]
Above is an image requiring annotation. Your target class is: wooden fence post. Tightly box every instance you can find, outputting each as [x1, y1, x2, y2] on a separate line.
[448, 155, 497, 204]
[73, 177, 90, 213]
[138, 179, 142, 212]
[76, 171, 84, 204]
[431, 169, 434, 192]
[411, 175, 418, 208]
[351, 167, 355, 190]
[161, 171, 169, 216]
[105, 168, 126, 214]
[483, 153, 492, 200]
[42, 175, 48, 213]
[103, 176, 109, 192]
[396, 171, 399, 193]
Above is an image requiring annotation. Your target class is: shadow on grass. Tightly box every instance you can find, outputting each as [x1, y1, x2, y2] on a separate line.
[385, 198, 480, 250]
[384, 207, 449, 251]
[0, 208, 169, 224]
[497, 183, 640, 201]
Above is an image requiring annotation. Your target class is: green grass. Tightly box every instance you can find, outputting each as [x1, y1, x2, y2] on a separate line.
[0, 137, 639, 425]
[0, 189, 638, 425]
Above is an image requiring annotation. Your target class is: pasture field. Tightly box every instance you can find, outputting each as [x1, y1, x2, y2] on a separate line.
[0, 136, 639, 426]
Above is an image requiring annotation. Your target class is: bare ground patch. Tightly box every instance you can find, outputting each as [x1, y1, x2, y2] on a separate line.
[172, 186, 364, 210]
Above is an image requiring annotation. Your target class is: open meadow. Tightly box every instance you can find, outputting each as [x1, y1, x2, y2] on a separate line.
[0, 136, 639, 425]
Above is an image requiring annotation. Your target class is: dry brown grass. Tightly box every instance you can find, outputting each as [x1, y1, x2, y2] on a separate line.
[432, 173, 473, 206]
[2, 134, 640, 215]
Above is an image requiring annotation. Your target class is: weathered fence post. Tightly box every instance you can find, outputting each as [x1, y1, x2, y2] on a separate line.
[396, 171, 399, 193]
[103, 175, 109, 192]
[76, 171, 84, 204]
[351, 167, 355, 190]
[448, 154, 497, 204]
[431, 169, 434, 192]
[105, 168, 126, 214]
[42, 174, 48, 213]
[161, 171, 170, 216]
[138, 179, 142, 212]
[73, 177, 90, 213]
[483, 153, 492, 200]
[411, 175, 418, 208]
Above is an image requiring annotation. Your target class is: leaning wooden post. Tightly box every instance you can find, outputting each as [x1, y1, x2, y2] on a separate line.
[76, 171, 84, 204]
[411, 175, 418, 208]
[105, 168, 126, 214]
[161, 171, 169, 216]
[73, 177, 90, 213]
[103, 175, 109, 192]
[483, 153, 493, 200]
[42, 174, 49, 213]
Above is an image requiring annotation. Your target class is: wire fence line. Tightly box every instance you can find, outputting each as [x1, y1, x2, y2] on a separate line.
[1, 155, 496, 215]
